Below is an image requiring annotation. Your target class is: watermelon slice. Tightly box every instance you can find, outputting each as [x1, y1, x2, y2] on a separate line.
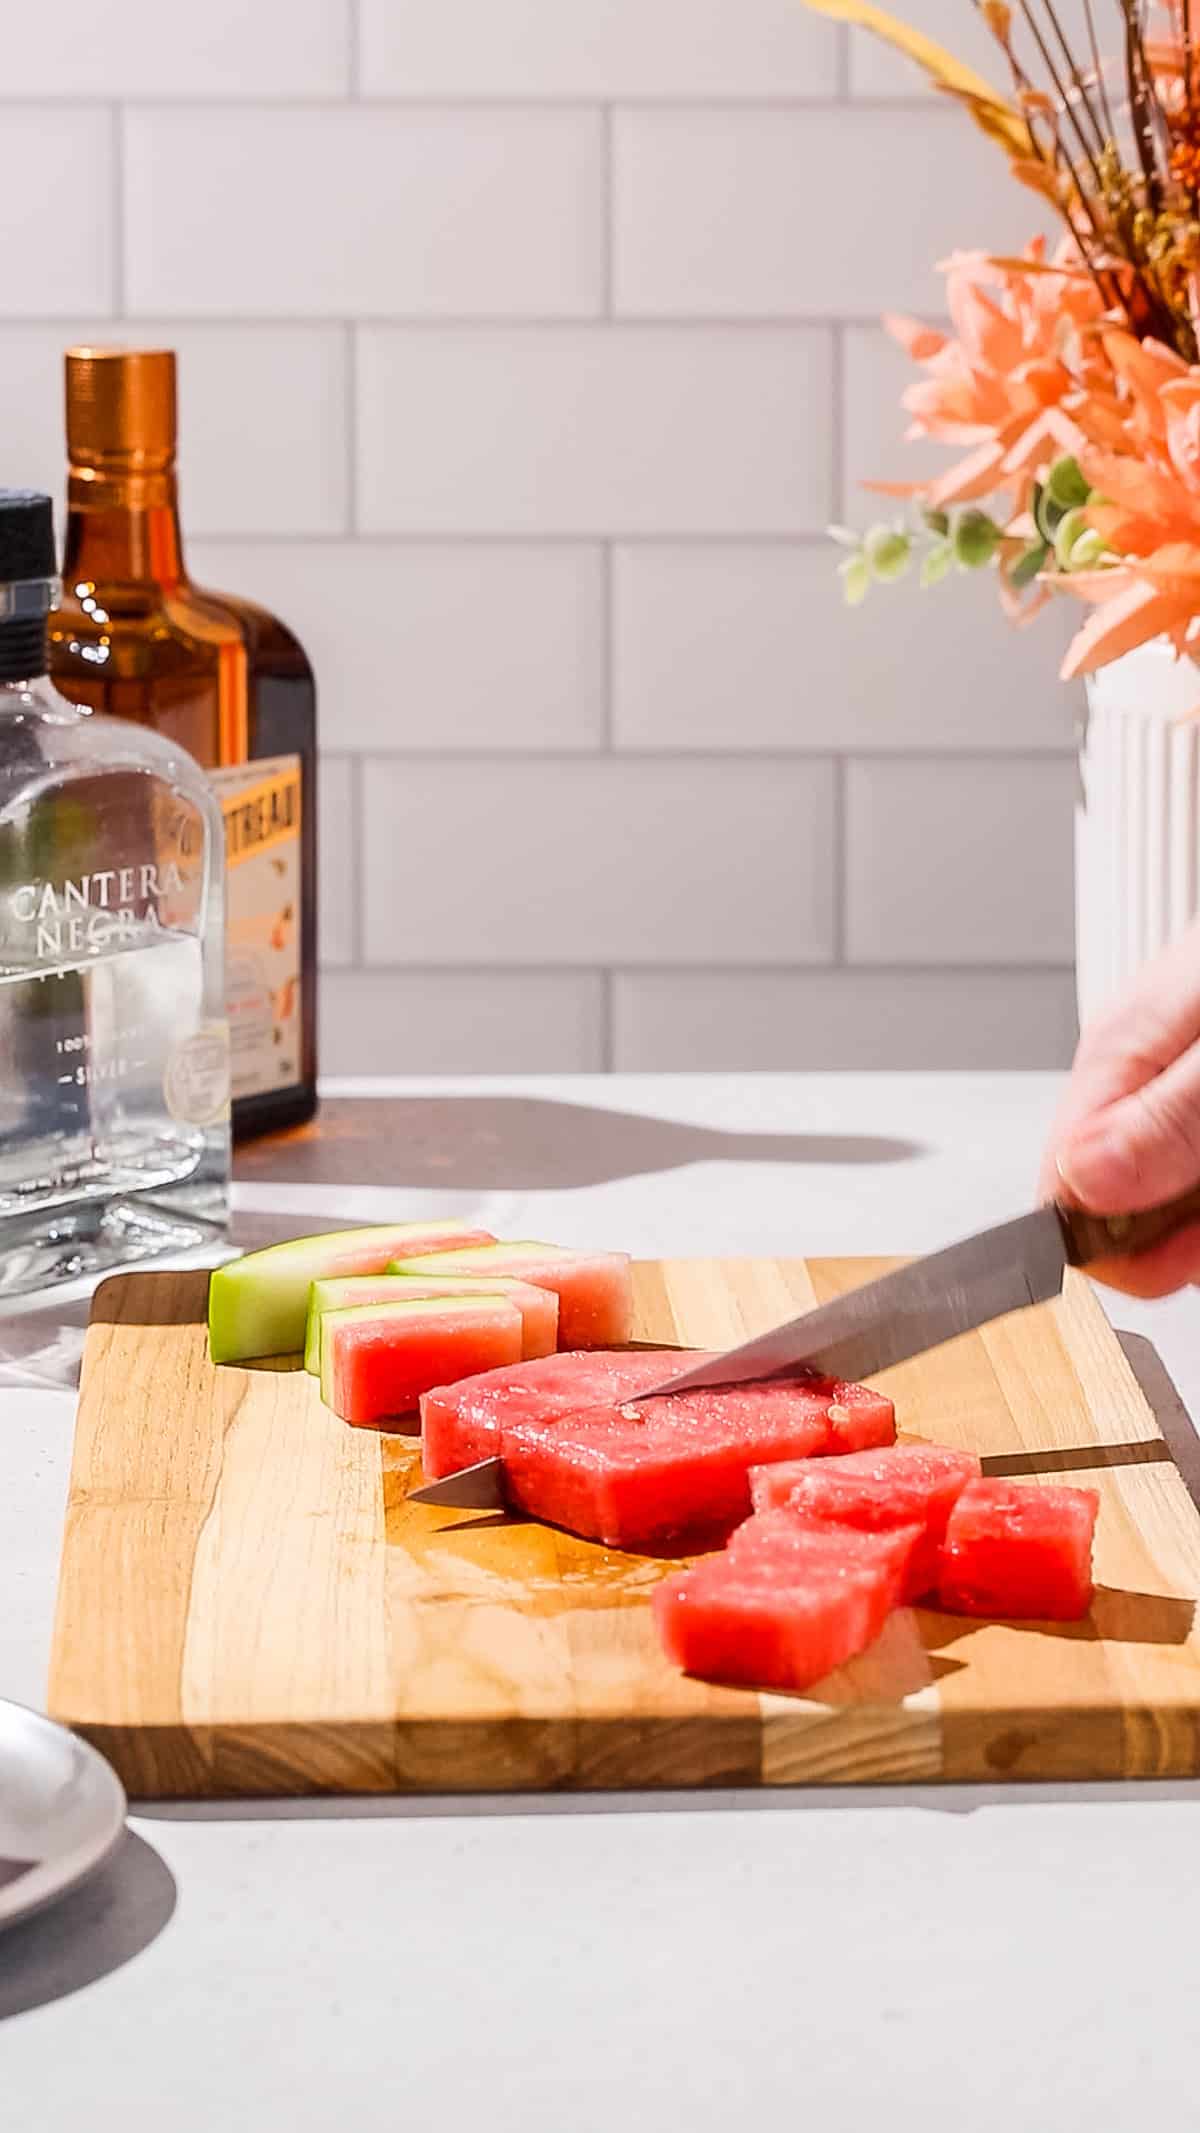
[393, 1241, 633, 1349]
[303, 1273, 558, 1374]
[420, 1351, 896, 1551]
[937, 1479, 1099, 1621]
[653, 1519, 919, 1693]
[748, 1443, 981, 1600]
[208, 1220, 496, 1363]
[319, 1295, 524, 1428]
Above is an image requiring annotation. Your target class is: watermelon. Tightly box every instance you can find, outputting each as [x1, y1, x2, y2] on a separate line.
[748, 1443, 981, 1600]
[393, 1241, 633, 1349]
[937, 1478, 1099, 1621]
[208, 1220, 495, 1363]
[420, 1351, 896, 1551]
[653, 1519, 919, 1693]
[319, 1295, 524, 1428]
[302, 1273, 558, 1375]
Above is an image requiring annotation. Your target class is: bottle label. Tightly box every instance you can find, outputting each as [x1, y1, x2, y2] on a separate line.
[164, 1022, 232, 1128]
[209, 753, 303, 1105]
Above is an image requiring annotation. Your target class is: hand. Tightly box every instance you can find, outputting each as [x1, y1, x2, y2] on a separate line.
[1039, 919, 1200, 1296]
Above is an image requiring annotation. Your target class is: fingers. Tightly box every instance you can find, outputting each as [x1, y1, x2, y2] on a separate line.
[1074, 1220, 1200, 1299]
[1055, 1037, 1200, 1213]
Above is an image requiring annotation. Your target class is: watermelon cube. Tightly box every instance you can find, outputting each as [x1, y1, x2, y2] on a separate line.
[749, 1443, 981, 1600]
[320, 1295, 524, 1429]
[420, 1351, 896, 1551]
[937, 1479, 1099, 1621]
[393, 1241, 633, 1349]
[303, 1272, 558, 1374]
[653, 1520, 919, 1693]
[208, 1220, 496, 1363]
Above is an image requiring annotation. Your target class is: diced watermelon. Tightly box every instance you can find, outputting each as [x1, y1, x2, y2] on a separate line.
[393, 1241, 633, 1348]
[319, 1296, 523, 1429]
[420, 1350, 896, 1551]
[208, 1220, 495, 1363]
[936, 1479, 1098, 1621]
[749, 1443, 981, 1600]
[303, 1273, 558, 1374]
[653, 1519, 919, 1693]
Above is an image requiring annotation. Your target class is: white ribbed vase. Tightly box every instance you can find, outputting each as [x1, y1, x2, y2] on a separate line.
[1077, 640, 1200, 1028]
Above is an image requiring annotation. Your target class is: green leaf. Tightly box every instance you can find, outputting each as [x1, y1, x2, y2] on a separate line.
[839, 553, 871, 606]
[1035, 485, 1066, 541]
[1008, 537, 1048, 588]
[953, 508, 1001, 569]
[1045, 454, 1090, 512]
[864, 523, 913, 582]
[920, 539, 954, 587]
[1064, 528, 1108, 571]
[920, 505, 951, 536]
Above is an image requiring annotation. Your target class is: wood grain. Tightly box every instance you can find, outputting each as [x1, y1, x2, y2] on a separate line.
[47, 1259, 1200, 1795]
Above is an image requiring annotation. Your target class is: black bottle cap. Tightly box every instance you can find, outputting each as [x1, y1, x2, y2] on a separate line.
[0, 491, 55, 587]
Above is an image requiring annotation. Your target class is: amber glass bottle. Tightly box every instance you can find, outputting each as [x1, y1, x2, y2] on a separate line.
[47, 348, 318, 1141]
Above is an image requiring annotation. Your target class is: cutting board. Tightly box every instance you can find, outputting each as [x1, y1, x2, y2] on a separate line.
[47, 1258, 1200, 1796]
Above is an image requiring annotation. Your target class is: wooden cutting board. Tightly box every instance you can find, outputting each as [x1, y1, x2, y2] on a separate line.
[47, 1258, 1200, 1796]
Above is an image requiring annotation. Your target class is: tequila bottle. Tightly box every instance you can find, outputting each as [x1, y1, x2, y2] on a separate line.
[0, 490, 230, 1300]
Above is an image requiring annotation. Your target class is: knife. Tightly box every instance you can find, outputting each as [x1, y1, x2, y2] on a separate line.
[408, 1187, 1200, 1509]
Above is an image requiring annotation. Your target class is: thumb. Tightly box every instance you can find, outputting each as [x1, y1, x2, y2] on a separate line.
[1056, 1041, 1200, 1213]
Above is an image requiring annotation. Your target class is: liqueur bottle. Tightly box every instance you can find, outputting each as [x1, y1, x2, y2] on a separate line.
[0, 489, 229, 1300]
[47, 348, 318, 1142]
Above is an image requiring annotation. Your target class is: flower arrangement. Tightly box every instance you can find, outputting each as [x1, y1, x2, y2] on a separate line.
[810, 0, 1200, 677]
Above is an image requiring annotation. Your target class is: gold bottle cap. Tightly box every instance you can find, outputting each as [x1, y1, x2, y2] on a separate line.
[65, 347, 177, 473]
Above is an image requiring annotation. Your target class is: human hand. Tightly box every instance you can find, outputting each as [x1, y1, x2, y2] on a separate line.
[1039, 919, 1200, 1296]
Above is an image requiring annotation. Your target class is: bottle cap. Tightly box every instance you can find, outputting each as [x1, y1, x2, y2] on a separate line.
[0, 490, 58, 615]
[65, 347, 177, 472]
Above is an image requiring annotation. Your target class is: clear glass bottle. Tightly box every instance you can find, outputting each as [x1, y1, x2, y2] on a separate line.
[0, 489, 230, 1300]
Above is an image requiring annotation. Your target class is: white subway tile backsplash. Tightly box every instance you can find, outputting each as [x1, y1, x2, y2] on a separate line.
[842, 325, 951, 513]
[614, 107, 1046, 319]
[0, 323, 346, 536]
[361, 759, 836, 965]
[189, 541, 606, 751]
[318, 757, 357, 968]
[0, 111, 113, 317]
[319, 971, 606, 1074]
[360, 0, 837, 98]
[845, 758, 1077, 965]
[612, 969, 1078, 1070]
[613, 545, 1077, 752]
[4, 0, 349, 97]
[124, 108, 604, 319]
[356, 328, 834, 534]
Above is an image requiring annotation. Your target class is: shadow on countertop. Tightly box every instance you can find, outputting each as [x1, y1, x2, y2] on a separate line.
[0, 1832, 176, 2023]
[234, 1094, 923, 1194]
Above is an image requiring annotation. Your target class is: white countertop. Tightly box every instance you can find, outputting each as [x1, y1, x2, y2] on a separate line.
[4, 1072, 1200, 2130]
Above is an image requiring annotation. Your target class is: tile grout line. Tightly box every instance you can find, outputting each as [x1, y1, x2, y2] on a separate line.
[601, 970, 616, 1072]
[312, 745, 1077, 767]
[600, 103, 615, 317]
[600, 543, 615, 748]
[349, 756, 366, 966]
[347, 0, 362, 98]
[110, 102, 126, 316]
[832, 756, 847, 963]
[0, 92, 949, 113]
[343, 322, 358, 535]
[829, 319, 845, 525]
[321, 959, 1076, 978]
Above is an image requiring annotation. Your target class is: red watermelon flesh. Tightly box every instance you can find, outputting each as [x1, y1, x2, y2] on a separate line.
[653, 1520, 919, 1693]
[321, 1296, 524, 1429]
[748, 1443, 981, 1600]
[937, 1479, 1098, 1621]
[394, 1242, 633, 1348]
[421, 1350, 895, 1551]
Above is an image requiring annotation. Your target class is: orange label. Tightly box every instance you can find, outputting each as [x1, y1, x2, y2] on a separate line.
[210, 754, 303, 1103]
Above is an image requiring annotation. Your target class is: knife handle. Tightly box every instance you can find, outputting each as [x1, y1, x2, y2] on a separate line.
[1058, 1183, 1200, 1266]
